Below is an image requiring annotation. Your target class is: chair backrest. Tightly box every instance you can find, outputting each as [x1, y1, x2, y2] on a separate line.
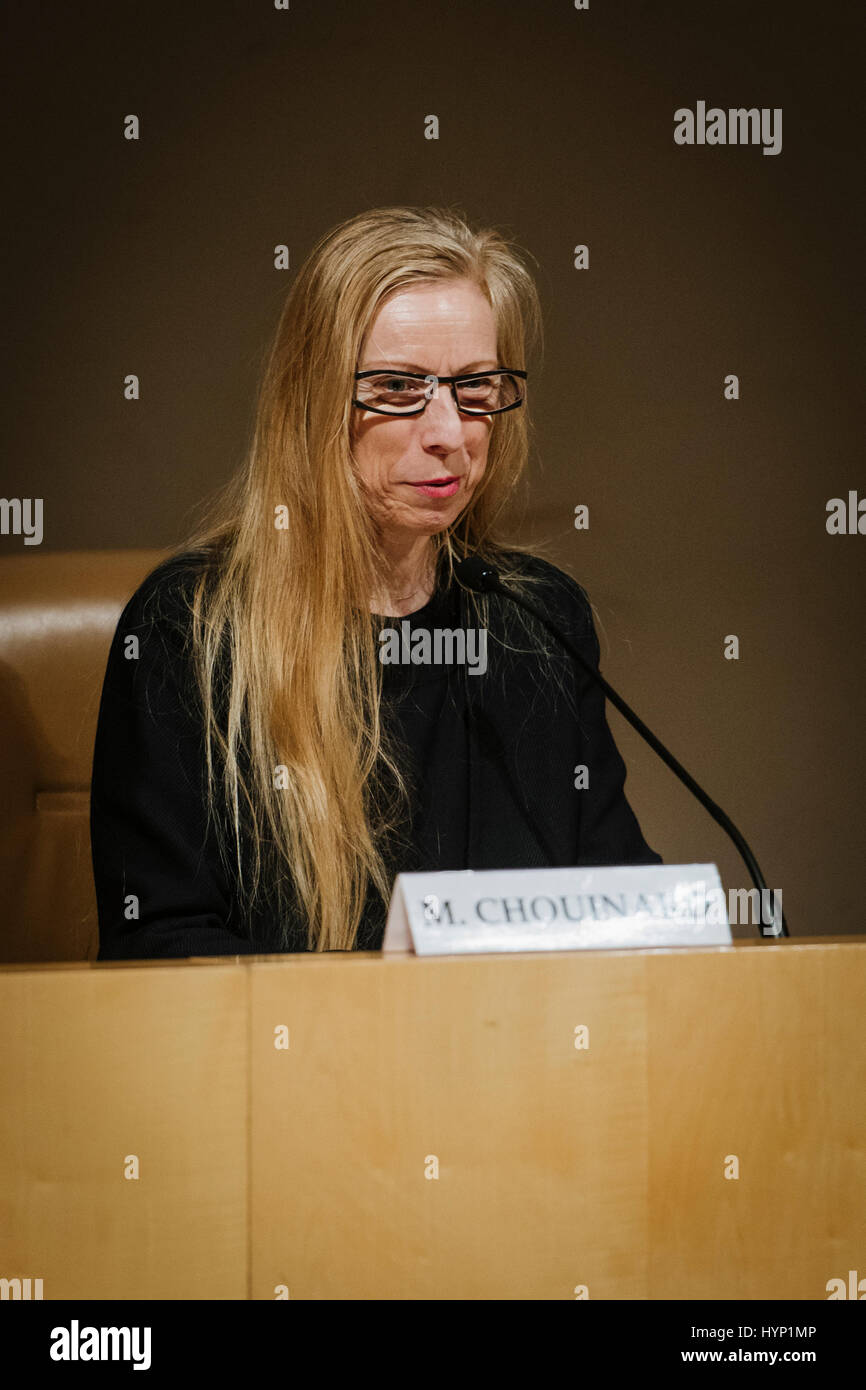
[0, 550, 168, 962]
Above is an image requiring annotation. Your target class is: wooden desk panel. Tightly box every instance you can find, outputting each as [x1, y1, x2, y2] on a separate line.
[0, 940, 863, 1299]
[0, 963, 248, 1299]
[647, 940, 866, 1299]
[250, 951, 649, 1299]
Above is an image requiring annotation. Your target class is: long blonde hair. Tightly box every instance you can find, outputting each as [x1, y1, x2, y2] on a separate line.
[171, 205, 545, 950]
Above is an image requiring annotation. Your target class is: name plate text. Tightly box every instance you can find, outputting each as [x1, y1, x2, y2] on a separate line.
[382, 863, 732, 955]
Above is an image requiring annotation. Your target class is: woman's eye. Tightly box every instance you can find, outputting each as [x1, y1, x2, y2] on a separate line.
[458, 378, 496, 401]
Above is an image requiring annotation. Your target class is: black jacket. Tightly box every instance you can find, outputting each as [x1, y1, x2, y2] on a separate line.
[91, 550, 661, 959]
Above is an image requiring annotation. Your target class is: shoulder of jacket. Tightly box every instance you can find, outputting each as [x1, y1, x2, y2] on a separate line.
[119, 548, 213, 634]
[495, 548, 592, 610]
[481, 549, 597, 656]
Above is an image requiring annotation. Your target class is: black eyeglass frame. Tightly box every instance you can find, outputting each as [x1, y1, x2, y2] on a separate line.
[352, 367, 528, 417]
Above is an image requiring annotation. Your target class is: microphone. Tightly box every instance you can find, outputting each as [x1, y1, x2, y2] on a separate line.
[455, 555, 788, 939]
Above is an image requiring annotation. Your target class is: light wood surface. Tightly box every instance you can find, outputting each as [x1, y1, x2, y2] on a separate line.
[1, 939, 863, 1299]
[0, 962, 248, 1299]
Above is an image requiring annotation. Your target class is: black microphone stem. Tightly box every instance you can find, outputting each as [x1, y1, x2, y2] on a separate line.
[487, 579, 788, 940]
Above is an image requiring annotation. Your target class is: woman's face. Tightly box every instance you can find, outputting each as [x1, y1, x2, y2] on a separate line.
[351, 277, 498, 542]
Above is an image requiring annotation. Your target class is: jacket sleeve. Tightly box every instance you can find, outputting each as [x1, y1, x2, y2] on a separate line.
[91, 562, 259, 959]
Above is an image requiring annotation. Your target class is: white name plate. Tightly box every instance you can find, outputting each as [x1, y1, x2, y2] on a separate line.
[382, 863, 732, 955]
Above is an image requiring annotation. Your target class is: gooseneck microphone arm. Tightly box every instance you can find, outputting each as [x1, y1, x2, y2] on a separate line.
[454, 556, 788, 940]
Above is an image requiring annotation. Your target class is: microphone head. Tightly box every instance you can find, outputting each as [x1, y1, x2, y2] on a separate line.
[454, 555, 501, 593]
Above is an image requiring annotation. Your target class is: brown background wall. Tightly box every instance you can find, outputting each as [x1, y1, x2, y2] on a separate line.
[3, 0, 863, 937]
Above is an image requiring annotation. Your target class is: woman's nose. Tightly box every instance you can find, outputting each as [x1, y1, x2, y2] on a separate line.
[418, 384, 466, 444]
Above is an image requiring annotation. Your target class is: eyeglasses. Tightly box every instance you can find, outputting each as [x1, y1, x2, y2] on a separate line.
[352, 368, 527, 417]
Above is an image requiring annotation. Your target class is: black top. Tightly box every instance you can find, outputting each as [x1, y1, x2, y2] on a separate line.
[91, 550, 661, 959]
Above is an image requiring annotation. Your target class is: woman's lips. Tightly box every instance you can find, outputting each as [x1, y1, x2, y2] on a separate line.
[406, 477, 460, 499]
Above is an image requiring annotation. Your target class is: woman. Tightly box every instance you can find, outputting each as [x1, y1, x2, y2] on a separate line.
[92, 205, 660, 960]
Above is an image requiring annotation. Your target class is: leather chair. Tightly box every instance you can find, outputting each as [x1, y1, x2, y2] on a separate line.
[0, 550, 167, 962]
